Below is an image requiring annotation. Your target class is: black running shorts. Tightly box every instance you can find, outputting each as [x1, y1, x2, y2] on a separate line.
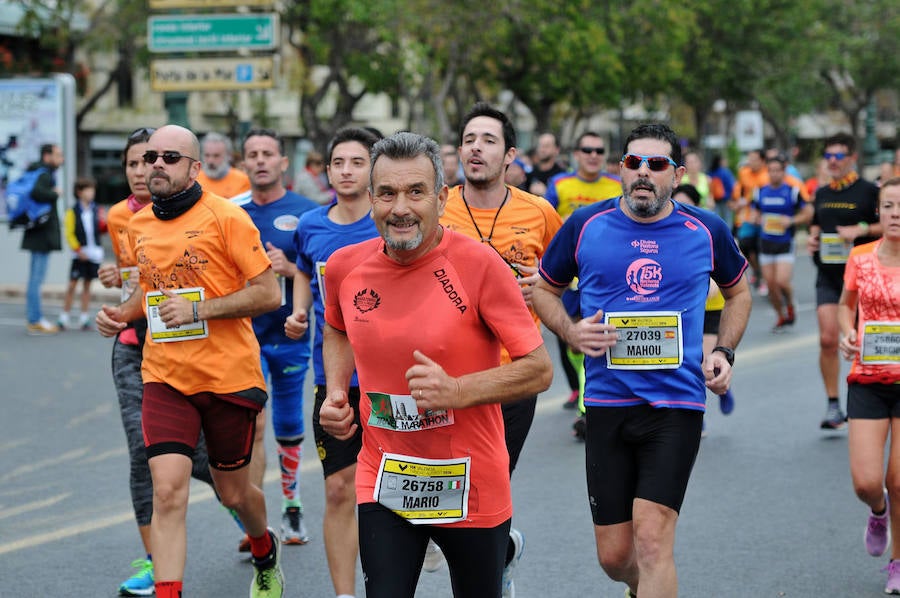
[312, 385, 363, 478]
[848, 383, 900, 419]
[585, 405, 703, 525]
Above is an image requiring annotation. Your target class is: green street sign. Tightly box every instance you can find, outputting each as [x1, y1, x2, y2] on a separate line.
[148, 13, 278, 53]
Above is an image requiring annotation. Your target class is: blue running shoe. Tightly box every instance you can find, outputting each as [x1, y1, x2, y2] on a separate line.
[119, 558, 154, 597]
[719, 389, 735, 415]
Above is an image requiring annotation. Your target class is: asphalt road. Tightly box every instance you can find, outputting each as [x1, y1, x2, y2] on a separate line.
[0, 252, 888, 597]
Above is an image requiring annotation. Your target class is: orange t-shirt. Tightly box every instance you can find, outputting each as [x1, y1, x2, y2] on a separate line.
[107, 196, 149, 267]
[127, 191, 271, 395]
[441, 185, 562, 333]
[324, 229, 544, 528]
[844, 240, 900, 385]
[196, 168, 251, 200]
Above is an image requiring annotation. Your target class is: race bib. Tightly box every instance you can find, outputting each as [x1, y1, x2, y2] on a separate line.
[861, 321, 900, 365]
[762, 213, 788, 236]
[373, 453, 470, 524]
[605, 311, 683, 370]
[367, 392, 454, 432]
[820, 233, 852, 265]
[146, 287, 208, 343]
[120, 266, 139, 303]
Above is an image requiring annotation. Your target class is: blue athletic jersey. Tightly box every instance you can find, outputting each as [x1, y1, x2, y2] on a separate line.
[539, 197, 748, 411]
[752, 184, 802, 243]
[294, 205, 379, 385]
[237, 190, 318, 346]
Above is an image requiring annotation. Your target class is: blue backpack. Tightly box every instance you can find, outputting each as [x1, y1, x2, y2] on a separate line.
[6, 167, 52, 229]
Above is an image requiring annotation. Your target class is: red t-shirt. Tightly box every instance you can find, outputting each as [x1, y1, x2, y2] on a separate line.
[324, 228, 543, 527]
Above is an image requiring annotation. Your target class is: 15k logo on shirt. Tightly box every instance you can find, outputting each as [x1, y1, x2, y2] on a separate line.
[626, 258, 663, 299]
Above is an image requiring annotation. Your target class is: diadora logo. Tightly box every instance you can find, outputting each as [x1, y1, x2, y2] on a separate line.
[353, 288, 382, 313]
[626, 258, 663, 296]
[433, 268, 468, 314]
[629, 239, 659, 254]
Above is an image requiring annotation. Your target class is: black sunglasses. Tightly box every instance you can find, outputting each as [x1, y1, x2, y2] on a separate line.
[579, 146, 606, 155]
[143, 150, 198, 165]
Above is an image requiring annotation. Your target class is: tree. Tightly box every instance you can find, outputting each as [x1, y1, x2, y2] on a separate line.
[283, 0, 404, 150]
[812, 0, 900, 150]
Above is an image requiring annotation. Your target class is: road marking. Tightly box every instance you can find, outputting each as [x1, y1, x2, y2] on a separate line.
[66, 402, 114, 428]
[0, 447, 90, 484]
[0, 493, 70, 521]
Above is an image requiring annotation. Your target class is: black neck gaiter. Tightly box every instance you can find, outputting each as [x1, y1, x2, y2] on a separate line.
[151, 181, 202, 220]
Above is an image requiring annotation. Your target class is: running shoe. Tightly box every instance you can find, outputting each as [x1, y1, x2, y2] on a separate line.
[784, 304, 796, 326]
[251, 529, 284, 598]
[572, 415, 586, 441]
[757, 280, 769, 296]
[26, 319, 58, 336]
[884, 560, 900, 595]
[281, 506, 310, 545]
[718, 389, 735, 415]
[820, 404, 847, 430]
[501, 528, 525, 598]
[118, 558, 154, 597]
[57, 312, 69, 331]
[422, 538, 446, 572]
[772, 317, 788, 333]
[563, 390, 579, 410]
[866, 489, 891, 557]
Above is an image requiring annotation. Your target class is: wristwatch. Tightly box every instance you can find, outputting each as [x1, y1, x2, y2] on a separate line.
[712, 346, 735, 366]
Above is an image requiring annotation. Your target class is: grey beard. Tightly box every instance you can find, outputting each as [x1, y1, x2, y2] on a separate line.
[203, 163, 230, 180]
[624, 194, 667, 218]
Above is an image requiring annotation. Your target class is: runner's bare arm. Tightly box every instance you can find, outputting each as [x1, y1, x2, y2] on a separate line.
[196, 267, 281, 320]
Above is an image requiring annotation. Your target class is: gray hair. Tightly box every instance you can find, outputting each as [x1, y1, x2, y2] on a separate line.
[201, 131, 233, 154]
[370, 132, 444, 195]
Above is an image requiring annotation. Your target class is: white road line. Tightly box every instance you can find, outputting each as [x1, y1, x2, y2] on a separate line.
[0, 492, 70, 521]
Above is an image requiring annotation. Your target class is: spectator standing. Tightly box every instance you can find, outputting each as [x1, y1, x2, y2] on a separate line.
[22, 142, 64, 335]
[59, 176, 104, 330]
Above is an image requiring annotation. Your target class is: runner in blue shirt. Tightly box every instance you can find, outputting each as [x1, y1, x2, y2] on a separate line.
[285, 126, 381, 598]
[235, 128, 318, 548]
[533, 123, 751, 598]
[750, 152, 812, 332]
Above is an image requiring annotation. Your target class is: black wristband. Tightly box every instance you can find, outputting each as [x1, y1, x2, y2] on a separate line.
[712, 346, 735, 366]
[192, 301, 199, 323]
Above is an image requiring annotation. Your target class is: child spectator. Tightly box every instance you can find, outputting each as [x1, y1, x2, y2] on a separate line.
[59, 177, 105, 330]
